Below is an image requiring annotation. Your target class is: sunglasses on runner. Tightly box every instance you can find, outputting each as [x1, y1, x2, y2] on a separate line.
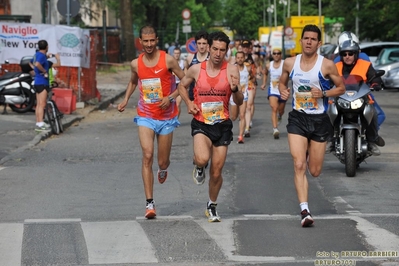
[340, 52, 354, 57]
[272, 52, 282, 55]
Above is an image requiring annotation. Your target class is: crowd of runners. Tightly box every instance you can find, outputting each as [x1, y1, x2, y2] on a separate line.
[119, 25, 384, 228]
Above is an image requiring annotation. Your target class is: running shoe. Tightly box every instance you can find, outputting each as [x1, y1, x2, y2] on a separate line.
[193, 165, 206, 185]
[35, 123, 50, 132]
[300, 209, 314, 227]
[157, 169, 168, 184]
[145, 202, 156, 219]
[273, 128, 280, 139]
[205, 203, 221, 222]
[237, 136, 244, 144]
[244, 130, 251, 138]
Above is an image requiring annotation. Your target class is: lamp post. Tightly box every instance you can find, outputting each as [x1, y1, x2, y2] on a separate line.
[298, 0, 301, 16]
[267, 2, 274, 34]
[280, 0, 287, 58]
[263, 0, 266, 26]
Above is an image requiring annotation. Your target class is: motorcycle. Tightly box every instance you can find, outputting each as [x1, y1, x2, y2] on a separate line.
[327, 71, 385, 177]
[0, 56, 35, 114]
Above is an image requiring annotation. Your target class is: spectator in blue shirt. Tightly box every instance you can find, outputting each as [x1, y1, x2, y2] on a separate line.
[33, 40, 51, 132]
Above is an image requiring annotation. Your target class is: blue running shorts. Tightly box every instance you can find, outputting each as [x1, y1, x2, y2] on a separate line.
[134, 116, 180, 135]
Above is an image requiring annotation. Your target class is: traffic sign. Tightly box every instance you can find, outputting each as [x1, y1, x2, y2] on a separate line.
[57, 0, 81, 18]
[186, 37, 197, 54]
[182, 25, 192, 34]
[182, 9, 191, 20]
[284, 26, 294, 36]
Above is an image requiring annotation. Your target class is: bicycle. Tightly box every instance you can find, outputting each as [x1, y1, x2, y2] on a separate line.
[45, 83, 64, 135]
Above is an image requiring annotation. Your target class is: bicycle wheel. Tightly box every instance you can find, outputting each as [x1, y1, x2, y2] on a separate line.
[55, 103, 64, 133]
[46, 101, 60, 135]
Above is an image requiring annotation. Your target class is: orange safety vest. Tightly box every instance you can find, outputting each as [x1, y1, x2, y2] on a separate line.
[335, 59, 371, 81]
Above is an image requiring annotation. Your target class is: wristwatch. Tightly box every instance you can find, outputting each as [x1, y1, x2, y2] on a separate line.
[168, 96, 175, 103]
[322, 90, 327, 97]
[231, 86, 239, 93]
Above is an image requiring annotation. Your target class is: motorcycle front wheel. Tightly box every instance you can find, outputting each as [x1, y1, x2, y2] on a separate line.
[9, 87, 35, 113]
[344, 129, 357, 177]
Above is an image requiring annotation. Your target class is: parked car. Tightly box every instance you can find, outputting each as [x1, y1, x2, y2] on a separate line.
[374, 47, 399, 89]
[374, 47, 399, 66]
[334, 42, 399, 65]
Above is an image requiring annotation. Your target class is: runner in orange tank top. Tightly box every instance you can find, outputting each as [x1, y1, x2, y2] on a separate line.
[118, 25, 185, 219]
[178, 31, 243, 222]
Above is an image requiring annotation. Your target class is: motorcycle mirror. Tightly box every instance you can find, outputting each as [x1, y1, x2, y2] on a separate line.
[368, 69, 385, 83]
[375, 70, 385, 77]
[4, 60, 9, 64]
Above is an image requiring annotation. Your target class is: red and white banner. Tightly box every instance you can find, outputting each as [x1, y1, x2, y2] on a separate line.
[0, 23, 90, 68]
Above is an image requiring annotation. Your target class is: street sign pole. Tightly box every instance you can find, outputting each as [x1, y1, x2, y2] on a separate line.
[67, 0, 70, 25]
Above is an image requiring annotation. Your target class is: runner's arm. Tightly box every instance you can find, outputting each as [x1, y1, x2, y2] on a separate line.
[278, 57, 294, 100]
[229, 64, 243, 106]
[117, 60, 138, 112]
[178, 65, 198, 114]
[324, 59, 346, 97]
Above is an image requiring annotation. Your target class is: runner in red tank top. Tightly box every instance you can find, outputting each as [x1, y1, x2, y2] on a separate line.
[118, 25, 185, 219]
[178, 31, 243, 222]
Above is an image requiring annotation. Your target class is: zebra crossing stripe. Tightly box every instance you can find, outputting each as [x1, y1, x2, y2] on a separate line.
[81, 220, 157, 264]
[0, 223, 24, 266]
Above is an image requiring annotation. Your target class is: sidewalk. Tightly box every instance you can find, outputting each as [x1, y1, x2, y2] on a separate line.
[0, 69, 130, 165]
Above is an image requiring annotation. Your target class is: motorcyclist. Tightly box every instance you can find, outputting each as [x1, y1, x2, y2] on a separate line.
[334, 34, 385, 155]
[334, 31, 385, 129]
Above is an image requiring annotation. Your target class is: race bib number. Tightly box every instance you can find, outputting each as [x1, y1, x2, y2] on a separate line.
[295, 92, 318, 110]
[271, 78, 279, 90]
[142, 78, 163, 103]
[201, 101, 225, 125]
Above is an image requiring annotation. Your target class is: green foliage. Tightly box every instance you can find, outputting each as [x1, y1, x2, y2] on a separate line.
[96, 0, 399, 44]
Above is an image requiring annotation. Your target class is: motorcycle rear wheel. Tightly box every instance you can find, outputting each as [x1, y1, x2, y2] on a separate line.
[344, 130, 357, 177]
[9, 87, 35, 113]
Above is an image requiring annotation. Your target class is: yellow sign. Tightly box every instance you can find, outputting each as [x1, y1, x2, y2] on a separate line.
[285, 16, 324, 56]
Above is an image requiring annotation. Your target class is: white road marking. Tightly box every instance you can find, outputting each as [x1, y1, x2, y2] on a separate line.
[24, 218, 82, 223]
[81, 220, 157, 264]
[0, 223, 23, 266]
[352, 216, 399, 251]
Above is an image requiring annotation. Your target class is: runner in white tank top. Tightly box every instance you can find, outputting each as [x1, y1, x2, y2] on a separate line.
[278, 25, 346, 228]
[267, 47, 287, 139]
[229, 51, 251, 143]
[289, 54, 331, 114]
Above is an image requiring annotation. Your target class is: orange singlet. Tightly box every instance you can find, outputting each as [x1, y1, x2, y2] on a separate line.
[193, 61, 232, 124]
[137, 51, 177, 120]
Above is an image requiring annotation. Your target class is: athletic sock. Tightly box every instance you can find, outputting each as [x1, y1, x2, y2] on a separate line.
[208, 200, 217, 207]
[146, 198, 154, 205]
[300, 202, 309, 212]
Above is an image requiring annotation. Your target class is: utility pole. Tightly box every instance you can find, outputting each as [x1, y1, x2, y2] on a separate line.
[298, 0, 301, 16]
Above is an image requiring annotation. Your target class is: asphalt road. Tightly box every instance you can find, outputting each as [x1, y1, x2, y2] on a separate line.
[0, 86, 398, 266]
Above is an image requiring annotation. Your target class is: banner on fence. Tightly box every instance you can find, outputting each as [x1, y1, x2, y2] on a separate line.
[0, 22, 90, 68]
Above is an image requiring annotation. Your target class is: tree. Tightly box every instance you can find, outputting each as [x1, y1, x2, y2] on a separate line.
[120, 0, 135, 61]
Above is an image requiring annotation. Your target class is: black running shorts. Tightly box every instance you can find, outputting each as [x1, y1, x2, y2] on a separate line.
[34, 85, 50, 94]
[286, 110, 333, 142]
[191, 118, 233, 147]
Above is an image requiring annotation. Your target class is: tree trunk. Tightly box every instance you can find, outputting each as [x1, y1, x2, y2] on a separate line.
[120, 0, 135, 62]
